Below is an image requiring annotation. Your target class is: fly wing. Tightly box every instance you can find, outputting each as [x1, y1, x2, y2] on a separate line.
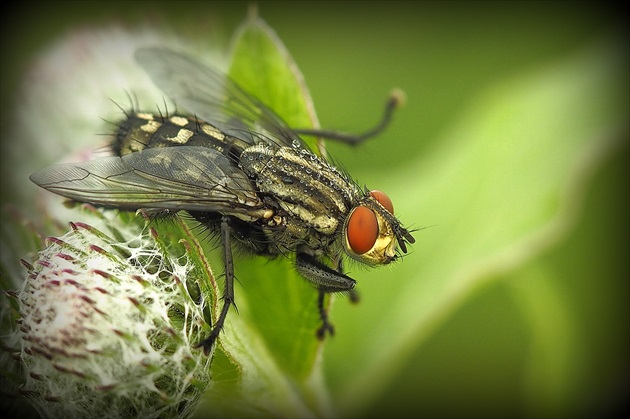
[135, 47, 304, 149]
[30, 146, 265, 218]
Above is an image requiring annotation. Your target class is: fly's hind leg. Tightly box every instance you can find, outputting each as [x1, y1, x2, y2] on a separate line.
[196, 216, 236, 355]
[295, 253, 356, 340]
[291, 89, 404, 145]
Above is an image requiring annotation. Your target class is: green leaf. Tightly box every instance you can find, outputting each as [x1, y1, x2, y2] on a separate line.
[228, 10, 320, 151]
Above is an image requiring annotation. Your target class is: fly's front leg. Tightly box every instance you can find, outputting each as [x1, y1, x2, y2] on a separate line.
[337, 259, 360, 304]
[196, 216, 235, 355]
[316, 290, 332, 339]
[295, 253, 356, 339]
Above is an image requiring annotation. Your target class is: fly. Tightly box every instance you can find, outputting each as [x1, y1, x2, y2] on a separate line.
[30, 48, 415, 354]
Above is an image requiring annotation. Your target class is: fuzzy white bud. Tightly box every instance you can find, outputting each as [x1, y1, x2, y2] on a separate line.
[9, 213, 212, 418]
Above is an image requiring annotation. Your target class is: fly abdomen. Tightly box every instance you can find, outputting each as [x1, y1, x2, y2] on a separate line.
[114, 113, 248, 157]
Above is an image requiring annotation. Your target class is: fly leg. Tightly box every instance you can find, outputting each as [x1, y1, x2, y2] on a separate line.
[291, 89, 404, 145]
[196, 216, 235, 355]
[316, 289, 333, 339]
[348, 288, 360, 304]
[295, 252, 356, 339]
[337, 259, 360, 304]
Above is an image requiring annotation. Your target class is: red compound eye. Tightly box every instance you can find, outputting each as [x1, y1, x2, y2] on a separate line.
[347, 206, 378, 254]
[370, 190, 394, 214]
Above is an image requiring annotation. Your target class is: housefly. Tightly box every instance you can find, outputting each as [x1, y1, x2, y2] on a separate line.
[30, 48, 415, 354]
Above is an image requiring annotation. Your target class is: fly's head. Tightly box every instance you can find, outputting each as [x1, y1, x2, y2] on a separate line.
[343, 190, 415, 265]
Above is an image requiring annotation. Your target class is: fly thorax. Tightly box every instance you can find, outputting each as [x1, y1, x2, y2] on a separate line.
[240, 144, 360, 236]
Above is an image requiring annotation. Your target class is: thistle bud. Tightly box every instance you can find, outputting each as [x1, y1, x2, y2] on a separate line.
[6, 214, 212, 418]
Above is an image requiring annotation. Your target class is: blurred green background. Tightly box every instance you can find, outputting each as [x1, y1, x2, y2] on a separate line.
[2, 1, 627, 418]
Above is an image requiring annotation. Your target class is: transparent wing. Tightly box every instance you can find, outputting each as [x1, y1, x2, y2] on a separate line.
[30, 146, 265, 217]
[135, 47, 304, 149]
